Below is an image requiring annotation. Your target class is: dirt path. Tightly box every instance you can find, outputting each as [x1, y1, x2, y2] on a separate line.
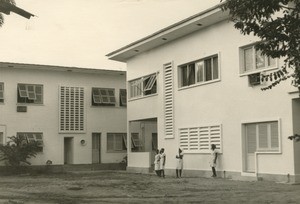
[0, 171, 299, 203]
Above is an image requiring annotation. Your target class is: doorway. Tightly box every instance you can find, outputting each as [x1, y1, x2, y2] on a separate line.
[92, 133, 101, 164]
[64, 137, 74, 164]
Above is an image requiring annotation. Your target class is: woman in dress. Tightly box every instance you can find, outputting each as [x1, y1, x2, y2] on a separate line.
[154, 149, 161, 177]
[176, 148, 184, 178]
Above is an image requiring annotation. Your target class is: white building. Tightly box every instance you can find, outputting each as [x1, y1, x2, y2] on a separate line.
[0, 62, 127, 167]
[107, 4, 300, 182]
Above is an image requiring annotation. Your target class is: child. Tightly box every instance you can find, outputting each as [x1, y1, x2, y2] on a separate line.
[210, 144, 218, 177]
[154, 149, 161, 177]
[176, 148, 184, 178]
[159, 148, 166, 178]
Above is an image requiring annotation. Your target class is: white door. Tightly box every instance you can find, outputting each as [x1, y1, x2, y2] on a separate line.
[245, 124, 256, 172]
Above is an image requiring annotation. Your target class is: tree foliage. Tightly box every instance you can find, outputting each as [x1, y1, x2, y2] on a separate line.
[0, 135, 41, 166]
[221, 0, 300, 92]
[0, 0, 15, 26]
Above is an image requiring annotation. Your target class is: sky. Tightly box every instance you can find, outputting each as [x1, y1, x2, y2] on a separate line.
[0, 0, 220, 70]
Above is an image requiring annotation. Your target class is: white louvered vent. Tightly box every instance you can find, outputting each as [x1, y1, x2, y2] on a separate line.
[164, 63, 174, 138]
[59, 86, 85, 133]
[179, 125, 222, 153]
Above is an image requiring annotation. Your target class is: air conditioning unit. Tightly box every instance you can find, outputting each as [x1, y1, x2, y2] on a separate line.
[248, 73, 261, 86]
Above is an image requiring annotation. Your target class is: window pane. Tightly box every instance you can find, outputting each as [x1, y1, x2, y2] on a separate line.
[188, 64, 195, 85]
[244, 48, 253, 72]
[196, 61, 204, 82]
[268, 57, 276, 67]
[270, 122, 279, 148]
[107, 134, 114, 151]
[258, 123, 268, 148]
[18, 84, 28, 97]
[181, 66, 188, 87]
[204, 59, 212, 81]
[115, 134, 123, 150]
[255, 49, 266, 69]
[213, 57, 219, 79]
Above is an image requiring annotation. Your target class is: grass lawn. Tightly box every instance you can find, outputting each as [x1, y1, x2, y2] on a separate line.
[0, 171, 299, 204]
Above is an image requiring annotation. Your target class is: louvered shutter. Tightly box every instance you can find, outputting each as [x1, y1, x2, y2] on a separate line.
[246, 124, 257, 153]
[258, 123, 268, 149]
[164, 63, 174, 138]
[270, 122, 279, 148]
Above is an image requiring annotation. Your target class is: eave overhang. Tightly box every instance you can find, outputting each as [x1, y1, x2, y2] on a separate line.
[106, 3, 229, 62]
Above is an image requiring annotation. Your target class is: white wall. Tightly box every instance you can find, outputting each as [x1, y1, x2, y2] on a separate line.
[0, 66, 127, 165]
[126, 20, 296, 175]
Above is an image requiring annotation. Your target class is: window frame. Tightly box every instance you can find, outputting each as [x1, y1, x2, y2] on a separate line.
[243, 120, 281, 153]
[179, 124, 222, 154]
[240, 44, 278, 75]
[106, 133, 127, 152]
[0, 82, 4, 103]
[178, 54, 220, 89]
[92, 88, 116, 106]
[17, 83, 43, 104]
[129, 72, 158, 100]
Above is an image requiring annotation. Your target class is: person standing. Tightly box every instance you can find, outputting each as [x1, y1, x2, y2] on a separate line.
[159, 148, 166, 178]
[176, 148, 184, 178]
[210, 144, 218, 177]
[154, 149, 161, 177]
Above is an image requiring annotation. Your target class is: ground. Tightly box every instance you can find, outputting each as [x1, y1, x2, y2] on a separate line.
[0, 171, 300, 204]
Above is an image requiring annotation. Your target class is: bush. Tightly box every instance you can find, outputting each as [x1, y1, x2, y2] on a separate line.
[0, 135, 41, 167]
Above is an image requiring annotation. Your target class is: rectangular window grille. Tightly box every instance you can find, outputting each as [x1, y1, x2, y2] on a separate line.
[17, 132, 43, 152]
[179, 125, 222, 153]
[164, 63, 174, 138]
[17, 84, 43, 104]
[59, 86, 85, 133]
[0, 83, 4, 103]
[241, 45, 277, 74]
[119, 89, 127, 106]
[129, 73, 157, 99]
[245, 121, 279, 152]
[180, 55, 219, 88]
[92, 88, 116, 106]
[107, 133, 127, 151]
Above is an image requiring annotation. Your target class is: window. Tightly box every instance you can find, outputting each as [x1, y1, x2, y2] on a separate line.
[245, 121, 279, 152]
[152, 133, 158, 151]
[241, 45, 277, 74]
[17, 132, 43, 152]
[131, 133, 143, 149]
[164, 63, 174, 138]
[179, 55, 219, 88]
[107, 133, 127, 152]
[92, 88, 116, 106]
[119, 89, 127, 107]
[179, 125, 222, 153]
[0, 83, 4, 103]
[59, 86, 85, 133]
[17, 84, 43, 104]
[129, 73, 157, 99]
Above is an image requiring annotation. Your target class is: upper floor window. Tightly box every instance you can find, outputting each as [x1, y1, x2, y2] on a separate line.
[92, 88, 116, 106]
[107, 133, 127, 152]
[129, 73, 157, 99]
[179, 55, 219, 88]
[17, 84, 43, 104]
[119, 89, 127, 107]
[241, 45, 277, 74]
[0, 83, 4, 103]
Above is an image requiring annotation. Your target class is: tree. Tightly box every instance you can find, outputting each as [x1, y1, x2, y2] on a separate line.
[0, 0, 34, 27]
[221, 0, 300, 92]
[0, 135, 41, 167]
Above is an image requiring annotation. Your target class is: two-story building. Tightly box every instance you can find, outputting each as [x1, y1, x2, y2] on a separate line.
[0, 62, 127, 167]
[107, 3, 300, 183]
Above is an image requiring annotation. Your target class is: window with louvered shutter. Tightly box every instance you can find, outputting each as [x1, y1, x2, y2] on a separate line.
[92, 88, 116, 106]
[179, 125, 222, 153]
[17, 132, 43, 152]
[17, 84, 43, 104]
[107, 133, 127, 152]
[164, 63, 174, 138]
[129, 73, 157, 99]
[245, 121, 280, 152]
[59, 86, 85, 133]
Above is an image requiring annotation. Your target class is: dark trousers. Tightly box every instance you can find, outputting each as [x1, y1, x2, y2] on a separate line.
[212, 167, 217, 177]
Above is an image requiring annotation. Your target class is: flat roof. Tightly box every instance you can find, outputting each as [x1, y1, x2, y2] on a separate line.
[106, 2, 229, 62]
[0, 62, 126, 76]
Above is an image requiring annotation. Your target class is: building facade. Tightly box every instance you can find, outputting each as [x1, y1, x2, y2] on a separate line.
[107, 4, 300, 182]
[0, 62, 127, 166]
